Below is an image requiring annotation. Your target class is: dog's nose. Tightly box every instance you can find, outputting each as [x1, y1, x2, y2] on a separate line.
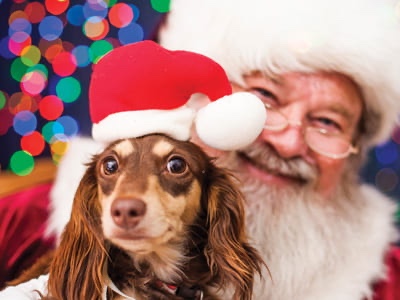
[111, 198, 146, 229]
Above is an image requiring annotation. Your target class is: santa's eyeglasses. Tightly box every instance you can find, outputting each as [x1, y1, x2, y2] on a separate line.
[263, 103, 359, 159]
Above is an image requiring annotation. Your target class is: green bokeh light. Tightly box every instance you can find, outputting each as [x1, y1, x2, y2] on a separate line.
[42, 121, 64, 143]
[11, 58, 29, 82]
[150, 0, 170, 13]
[56, 77, 81, 103]
[89, 40, 113, 63]
[104, 0, 118, 7]
[10, 150, 35, 176]
[0, 91, 6, 109]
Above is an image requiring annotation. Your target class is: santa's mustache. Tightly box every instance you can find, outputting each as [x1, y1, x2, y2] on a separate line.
[237, 143, 318, 184]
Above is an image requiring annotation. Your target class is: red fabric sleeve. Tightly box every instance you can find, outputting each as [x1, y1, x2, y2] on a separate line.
[372, 245, 400, 300]
[0, 183, 55, 289]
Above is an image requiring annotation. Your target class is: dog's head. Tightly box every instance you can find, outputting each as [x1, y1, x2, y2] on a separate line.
[98, 135, 207, 257]
[48, 134, 264, 300]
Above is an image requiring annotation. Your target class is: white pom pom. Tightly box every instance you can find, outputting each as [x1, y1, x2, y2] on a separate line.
[195, 92, 267, 150]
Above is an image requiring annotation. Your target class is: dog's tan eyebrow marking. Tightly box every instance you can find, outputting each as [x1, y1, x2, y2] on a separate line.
[114, 139, 136, 157]
[152, 140, 174, 157]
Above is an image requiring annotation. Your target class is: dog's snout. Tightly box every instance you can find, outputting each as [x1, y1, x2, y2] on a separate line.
[111, 198, 146, 229]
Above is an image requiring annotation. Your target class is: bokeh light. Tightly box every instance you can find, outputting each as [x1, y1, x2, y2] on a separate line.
[0, 91, 6, 109]
[10, 151, 35, 176]
[56, 77, 81, 103]
[374, 142, 399, 165]
[24, 2, 47, 23]
[83, 16, 110, 40]
[10, 57, 29, 81]
[42, 121, 64, 143]
[66, 5, 86, 26]
[9, 10, 29, 25]
[375, 168, 399, 193]
[8, 92, 38, 115]
[89, 39, 113, 62]
[72, 45, 91, 67]
[57, 115, 79, 136]
[118, 22, 144, 44]
[39, 95, 64, 120]
[52, 52, 77, 76]
[21, 45, 42, 66]
[21, 131, 46, 156]
[0, 111, 13, 136]
[83, 0, 108, 20]
[50, 138, 69, 164]
[13, 110, 37, 136]
[150, 0, 170, 13]
[109, 3, 133, 28]
[20, 70, 48, 95]
[45, 0, 70, 15]
[39, 39, 60, 62]
[9, 18, 32, 37]
[38, 16, 64, 41]
[9, 32, 31, 56]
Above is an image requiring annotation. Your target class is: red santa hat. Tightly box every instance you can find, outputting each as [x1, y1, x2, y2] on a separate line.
[159, 0, 400, 149]
[89, 40, 266, 150]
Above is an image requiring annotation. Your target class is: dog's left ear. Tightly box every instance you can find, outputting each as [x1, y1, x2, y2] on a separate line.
[202, 164, 265, 300]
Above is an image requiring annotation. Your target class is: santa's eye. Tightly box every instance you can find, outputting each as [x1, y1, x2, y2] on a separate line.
[102, 157, 119, 175]
[166, 156, 187, 174]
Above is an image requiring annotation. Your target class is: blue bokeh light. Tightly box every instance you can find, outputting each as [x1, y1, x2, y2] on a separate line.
[9, 18, 32, 36]
[57, 115, 79, 137]
[375, 142, 399, 165]
[38, 16, 64, 41]
[13, 111, 37, 136]
[118, 22, 144, 45]
[83, 0, 108, 19]
[67, 5, 86, 26]
[72, 45, 91, 67]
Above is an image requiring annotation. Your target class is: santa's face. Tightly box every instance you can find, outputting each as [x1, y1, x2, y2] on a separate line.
[190, 72, 367, 299]
[192, 71, 363, 199]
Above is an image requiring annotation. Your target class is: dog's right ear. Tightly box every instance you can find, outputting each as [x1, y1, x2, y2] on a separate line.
[47, 160, 107, 300]
[202, 164, 265, 300]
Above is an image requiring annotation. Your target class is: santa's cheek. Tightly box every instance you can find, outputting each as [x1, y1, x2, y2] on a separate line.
[316, 160, 346, 197]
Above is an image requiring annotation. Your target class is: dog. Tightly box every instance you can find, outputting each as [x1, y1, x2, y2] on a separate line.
[37, 134, 264, 299]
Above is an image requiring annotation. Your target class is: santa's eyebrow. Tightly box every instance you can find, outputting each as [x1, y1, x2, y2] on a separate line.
[327, 104, 355, 123]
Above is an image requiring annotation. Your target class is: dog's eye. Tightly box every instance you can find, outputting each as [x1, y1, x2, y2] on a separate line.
[166, 156, 187, 174]
[102, 157, 119, 175]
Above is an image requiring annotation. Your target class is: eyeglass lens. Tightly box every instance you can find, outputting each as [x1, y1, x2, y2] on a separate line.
[264, 108, 353, 158]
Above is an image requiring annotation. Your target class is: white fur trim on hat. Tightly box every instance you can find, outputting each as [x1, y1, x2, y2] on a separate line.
[195, 92, 266, 150]
[160, 0, 400, 147]
[92, 106, 196, 143]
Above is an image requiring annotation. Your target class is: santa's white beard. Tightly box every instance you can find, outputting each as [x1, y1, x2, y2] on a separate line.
[242, 182, 362, 300]
[216, 144, 394, 300]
